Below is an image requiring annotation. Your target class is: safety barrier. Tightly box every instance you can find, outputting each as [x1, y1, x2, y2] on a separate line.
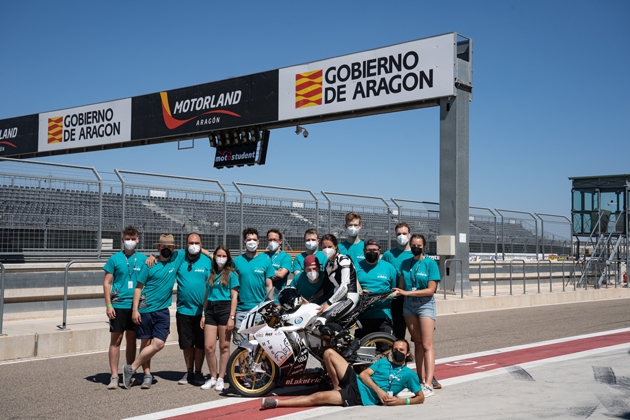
[60, 259, 104, 330]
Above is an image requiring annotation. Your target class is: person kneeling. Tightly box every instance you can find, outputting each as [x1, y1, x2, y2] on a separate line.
[261, 339, 423, 409]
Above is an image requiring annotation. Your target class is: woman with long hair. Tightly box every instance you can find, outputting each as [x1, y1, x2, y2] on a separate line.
[199, 245, 239, 391]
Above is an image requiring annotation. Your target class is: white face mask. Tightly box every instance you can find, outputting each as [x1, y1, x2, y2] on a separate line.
[305, 240, 318, 251]
[322, 248, 335, 259]
[123, 240, 137, 250]
[188, 244, 201, 255]
[396, 235, 410, 246]
[215, 257, 227, 267]
[306, 271, 319, 282]
[347, 226, 360, 237]
[267, 241, 279, 252]
[246, 240, 258, 252]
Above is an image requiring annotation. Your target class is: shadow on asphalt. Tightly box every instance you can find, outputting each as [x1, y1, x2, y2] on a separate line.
[85, 372, 112, 385]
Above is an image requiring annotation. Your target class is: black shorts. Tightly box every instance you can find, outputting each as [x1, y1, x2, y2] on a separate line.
[176, 312, 204, 350]
[109, 307, 138, 333]
[356, 317, 394, 339]
[391, 297, 407, 340]
[338, 365, 363, 407]
[204, 301, 231, 326]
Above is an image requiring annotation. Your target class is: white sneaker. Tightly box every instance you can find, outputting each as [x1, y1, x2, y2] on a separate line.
[201, 377, 217, 390]
[422, 384, 435, 398]
[178, 373, 190, 385]
[215, 378, 224, 391]
[107, 376, 118, 389]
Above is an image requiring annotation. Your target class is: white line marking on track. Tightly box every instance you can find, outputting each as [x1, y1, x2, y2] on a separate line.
[264, 405, 356, 420]
[121, 397, 249, 420]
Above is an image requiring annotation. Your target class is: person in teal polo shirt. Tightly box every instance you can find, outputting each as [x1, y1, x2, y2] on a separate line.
[264, 228, 292, 291]
[356, 238, 397, 341]
[382, 222, 413, 341]
[232, 227, 274, 345]
[260, 339, 423, 409]
[393, 233, 441, 399]
[291, 254, 327, 304]
[338, 211, 365, 265]
[123, 234, 185, 389]
[103, 225, 147, 389]
[291, 228, 328, 277]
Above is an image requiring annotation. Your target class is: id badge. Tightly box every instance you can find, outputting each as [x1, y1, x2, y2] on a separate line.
[412, 287, 417, 291]
[128, 281, 133, 289]
[387, 391, 394, 397]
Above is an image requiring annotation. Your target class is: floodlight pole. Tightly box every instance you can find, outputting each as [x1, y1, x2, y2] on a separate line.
[438, 36, 473, 294]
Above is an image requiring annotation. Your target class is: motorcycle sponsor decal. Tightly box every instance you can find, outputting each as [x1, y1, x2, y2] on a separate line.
[256, 326, 294, 366]
[294, 317, 303, 325]
[281, 373, 329, 386]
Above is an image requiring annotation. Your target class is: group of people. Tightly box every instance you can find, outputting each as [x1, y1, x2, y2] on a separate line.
[103, 211, 442, 408]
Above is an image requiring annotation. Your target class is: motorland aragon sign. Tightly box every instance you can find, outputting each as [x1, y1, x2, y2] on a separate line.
[0, 33, 463, 159]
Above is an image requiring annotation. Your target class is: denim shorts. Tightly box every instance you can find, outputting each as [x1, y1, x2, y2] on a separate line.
[402, 295, 436, 320]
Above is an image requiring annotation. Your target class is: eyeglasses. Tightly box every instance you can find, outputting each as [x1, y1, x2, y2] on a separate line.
[188, 261, 193, 271]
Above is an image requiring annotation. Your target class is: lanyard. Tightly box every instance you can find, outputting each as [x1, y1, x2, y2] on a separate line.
[412, 258, 425, 290]
[125, 253, 137, 278]
[269, 251, 279, 266]
[388, 364, 405, 391]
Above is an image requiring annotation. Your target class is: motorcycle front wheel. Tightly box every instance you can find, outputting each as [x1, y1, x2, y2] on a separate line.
[226, 346, 279, 397]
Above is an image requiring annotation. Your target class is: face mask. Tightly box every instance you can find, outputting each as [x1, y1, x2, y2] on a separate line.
[365, 251, 379, 263]
[392, 350, 406, 363]
[160, 248, 173, 258]
[347, 226, 360, 237]
[305, 240, 318, 251]
[306, 271, 319, 282]
[396, 235, 409, 246]
[188, 244, 201, 255]
[267, 241, 279, 252]
[322, 248, 335, 259]
[246, 240, 258, 252]
[411, 246, 423, 256]
[215, 257, 227, 267]
[123, 240, 137, 250]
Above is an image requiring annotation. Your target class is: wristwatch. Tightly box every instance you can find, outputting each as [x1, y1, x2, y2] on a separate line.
[229, 315, 235, 320]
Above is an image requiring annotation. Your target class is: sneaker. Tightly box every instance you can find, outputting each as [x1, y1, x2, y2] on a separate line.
[201, 377, 217, 390]
[340, 338, 361, 359]
[432, 376, 442, 390]
[179, 372, 191, 385]
[215, 378, 224, 391]
[261, 398, 278, 410]
[193, 371, 205, 386]
[141, 374, 153, 389]
[422, 384, 435, 398]
[122, 365, 135, 389]
[107, 376, 118, 389]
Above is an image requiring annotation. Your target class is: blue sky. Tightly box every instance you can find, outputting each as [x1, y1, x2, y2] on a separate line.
[1, 0, 628, 217]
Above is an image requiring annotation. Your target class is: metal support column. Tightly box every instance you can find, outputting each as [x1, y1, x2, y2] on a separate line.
[233, 182, 244, 254]
[115, 169, 125, 248]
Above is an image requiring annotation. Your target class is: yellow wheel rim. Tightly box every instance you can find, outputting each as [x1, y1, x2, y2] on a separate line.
[229, 348, 277, 396]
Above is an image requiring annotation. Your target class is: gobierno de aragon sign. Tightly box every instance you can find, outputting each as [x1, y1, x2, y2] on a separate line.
[0, 33, 464, 159]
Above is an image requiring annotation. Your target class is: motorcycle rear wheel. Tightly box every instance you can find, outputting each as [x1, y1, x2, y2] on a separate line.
[226, 347, 279, 398]
[354, 332, 396, 373]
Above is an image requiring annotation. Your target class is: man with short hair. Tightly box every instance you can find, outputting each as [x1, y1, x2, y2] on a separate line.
[356, 238, 397, 340]
[175, 233, 211, 386]
[232, 228, 275, 345]
[261, 339, 423, 409]
[265, 229, 292, 291]
[291, 254, 327, 304]
[382, 222, 413, 341]
[123, 234, 186, 389]
[291, 229, 328, 277]
[338, 212, 365, 265]
[103, 225, 147, 389]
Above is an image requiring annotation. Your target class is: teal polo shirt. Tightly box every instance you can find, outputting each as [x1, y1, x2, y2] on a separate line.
[357, 358, 422, 405]
[290, 270, 327, 304]
[291, 251, 328, 276]
[136, 250, 186, 313]
[400, 256, 441, 291]
[176, 254, 212, 316]
[264, 250, 292, 291]
[357, 259, 397, 319]
[382, 248, 413, 277]
[233, 253, 275, 312]
[103, 251, 148, 309]
[338, 240, 365, 265]
[207, 270, 240, 302]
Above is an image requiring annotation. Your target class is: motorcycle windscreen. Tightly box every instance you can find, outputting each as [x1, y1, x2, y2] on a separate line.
[254, 325, 294, 366]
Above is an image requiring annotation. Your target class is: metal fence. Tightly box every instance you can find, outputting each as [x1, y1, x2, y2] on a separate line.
[0, 158, 572, 261]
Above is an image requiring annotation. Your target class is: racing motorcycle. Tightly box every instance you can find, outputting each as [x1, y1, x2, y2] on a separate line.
[225, 287, 396, 397]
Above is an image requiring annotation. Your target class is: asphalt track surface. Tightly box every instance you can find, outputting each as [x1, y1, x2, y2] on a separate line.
[1, 299, 629, 420]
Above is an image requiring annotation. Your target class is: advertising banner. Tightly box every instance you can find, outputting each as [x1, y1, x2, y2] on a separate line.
[0, 114, 39, 157]
[131, 70, 278, 141]
[278, 33, 455, 121]
[38, 99, 132, 153]
[214, 142, 259, 168]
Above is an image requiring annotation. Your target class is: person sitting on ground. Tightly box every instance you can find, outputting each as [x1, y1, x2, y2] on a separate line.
[261, 339, 423, 409]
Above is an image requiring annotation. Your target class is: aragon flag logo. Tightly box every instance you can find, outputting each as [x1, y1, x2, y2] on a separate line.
[47, 117, 63, 144]
[295, 70, 322, 109]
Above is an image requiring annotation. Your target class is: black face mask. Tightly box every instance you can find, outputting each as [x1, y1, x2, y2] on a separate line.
[411, 246, 423, 256]
[365, 251, 379, 263]
[392, 350, 406, 363]
[160, 248, 173, 259]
